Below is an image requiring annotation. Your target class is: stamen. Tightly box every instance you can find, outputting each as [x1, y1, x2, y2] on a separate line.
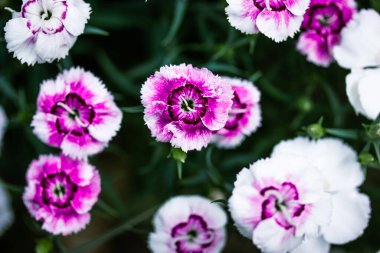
[57, 102, 76, 115]
[56, 102, 89, 127]
[4, 7, 16, 13]
[278, 204, 295, 227]
[193, 230, 214, 245]
[179, 96, 196, 112]
[265, 0, 272, 11]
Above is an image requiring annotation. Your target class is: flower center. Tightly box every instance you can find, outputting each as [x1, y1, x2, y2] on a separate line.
[252, 0, 286, 11]
[168, 84, 208, 125]
[51, 93, 95, 137]
[224, 92, 248, 131]
[260, 182, 305, 230]
[40, 10, 52, 20]
[171, 214, 215, 253]
[307, 4, 344, 33]
[41, 172, 77, 208]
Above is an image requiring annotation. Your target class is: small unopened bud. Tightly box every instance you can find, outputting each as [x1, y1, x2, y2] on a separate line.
[367, 123, 380, 140]
[297, 97, 313, 113]
[306, 123, 326, 139]
[170, 148, 187, 163]
[359, 152, 375, 166]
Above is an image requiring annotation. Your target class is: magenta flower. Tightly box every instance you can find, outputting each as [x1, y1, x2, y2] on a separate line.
[297, 0, 356, 67]
[32, 67, 122, 159]
[23, 154, 101, 236]
[141, 64, 233, 152]
[226, 0, 311, 42]
[213, 77, 261, 148]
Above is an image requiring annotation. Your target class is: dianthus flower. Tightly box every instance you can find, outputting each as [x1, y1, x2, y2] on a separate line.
[297, 0, 356, 67]
[4, 0, 91, 65]
[23, 154, 100, 236]
[141, 64, 233, 152]
[213, 77, 261, 148]
[32, 67, 122, 159]
[149, 195, 227, 253]
[229, 155, 331, 253]
[272, 137, 370, 252]
[226, 0, 310, 42]
[0, 183, 13, 236]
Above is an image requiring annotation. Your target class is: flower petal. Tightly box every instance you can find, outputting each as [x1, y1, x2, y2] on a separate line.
[291, 237, 330, 253]
[285, 0, 310, 16]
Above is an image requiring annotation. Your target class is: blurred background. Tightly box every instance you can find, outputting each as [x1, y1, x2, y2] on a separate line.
[0, 0, 380, 252]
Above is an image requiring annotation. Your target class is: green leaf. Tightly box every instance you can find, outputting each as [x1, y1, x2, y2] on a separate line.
[121, 106, 144, 113]
[162, 0, 187, 46]
[325, 128, 359, 140]
[35, 238, 53, 253]
[211, 199, 227, 205]
[84, 25, 110, 36]
[176, 161, 183, 180]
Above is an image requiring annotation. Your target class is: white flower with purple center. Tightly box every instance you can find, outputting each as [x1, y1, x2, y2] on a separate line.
[226, 0, 311, 42]
[213, 77, 261, 148]
[272, 137, 371, 252]
[32, 67, 122, 159]
[345, 68, 380, 120]
[229, 155, 332, 253]
[4, 0, 91, 65]
[141, 64, 233, 152]
[0, 183, 13, 236]
[23, 154, 101, 236]
[297, 0, 356, 67]
[149, 196, 227, 253]
[333, 9, 380, 69]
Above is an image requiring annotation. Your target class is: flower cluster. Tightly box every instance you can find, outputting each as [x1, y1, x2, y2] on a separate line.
[4, 0, 91, 65]
[226, 0, 311, 42]
[23, 155, 101, 235]
[141, 64, 262, 152]
[297, 0, 356, 67]
[148, 195, 228, 253]
[229, 137, 370, 252]
[333, 9, 380, 120]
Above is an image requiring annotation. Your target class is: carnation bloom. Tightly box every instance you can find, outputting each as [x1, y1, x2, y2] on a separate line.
[32, 67, 122, 159]
[4, 0, 91, 65]
[213, 77, 261, 148]
[297, 0, 356, 67]
[333, 9, 380, 69]
[0, 183, 14, 236]
[23, 154, 101, 235]
[141, 64, 233, 152]
[272, 137, 371, 252]
[345, 68, 380, 120]
[226, 0, 310, 42]
[149, 195, 227, 253]
[229, 155, 332, 253]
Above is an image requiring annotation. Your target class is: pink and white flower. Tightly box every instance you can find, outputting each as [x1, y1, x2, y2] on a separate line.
[0, 183, 13, 236]
[148, 195, 227, 253]
[345, 68, 380, 120]
[297, 0, 356, 67]
[229, 155, 332, 253]
[141, 64, 233, 152]
[213, 77, 261, 148]
[272, 137, 371, 252]
[23, 154, 101, 236]
[226, 0, 311, 42]
[333, 9, 380, 69]
[4, 0, 91, 65]
[32, 67, 122, 159]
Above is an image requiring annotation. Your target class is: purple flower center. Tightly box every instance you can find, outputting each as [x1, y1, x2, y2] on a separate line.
[168, 84, 208, 125]
[41, 172, 77, 208]
[224, 91, 247, 131]
[51, 93, 95, 137]
[253, 0, 286, 11]
[306, 4, 344, 34]
[171, 214, 215, 253]
[260, 182, 305, 230]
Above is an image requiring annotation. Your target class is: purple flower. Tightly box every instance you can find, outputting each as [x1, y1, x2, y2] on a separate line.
[213, 77, 261, 148]
[32, 67, 122, 159]
[148, 195, 227, 253]
[141, 64, 233, 152]
[297, 0, 356, 67]
[23, 154, 101, 236]
[226, 0, 311, 42]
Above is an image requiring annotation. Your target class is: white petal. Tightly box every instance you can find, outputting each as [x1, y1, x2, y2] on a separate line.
[253, 219, 302, 253]
[62, 0, 91, 36]
[346, 70, 367, 117]
[285, 0, 310, 16]
[322, 191, 371, 244]
[357, 68, 380, 120]
[291, 237, 330, 253]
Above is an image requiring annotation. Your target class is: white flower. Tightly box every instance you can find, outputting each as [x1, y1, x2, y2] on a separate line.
[0, 107, 7, 150]
[272, 137, 371, 252]
[0, 183, 13, 236]
[4, 0, 91, 66]
[345, 68, 380, 120]
[333, 9, 380, 69]
[148, 195, 227, 253]
[228, 155, 332, 253]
